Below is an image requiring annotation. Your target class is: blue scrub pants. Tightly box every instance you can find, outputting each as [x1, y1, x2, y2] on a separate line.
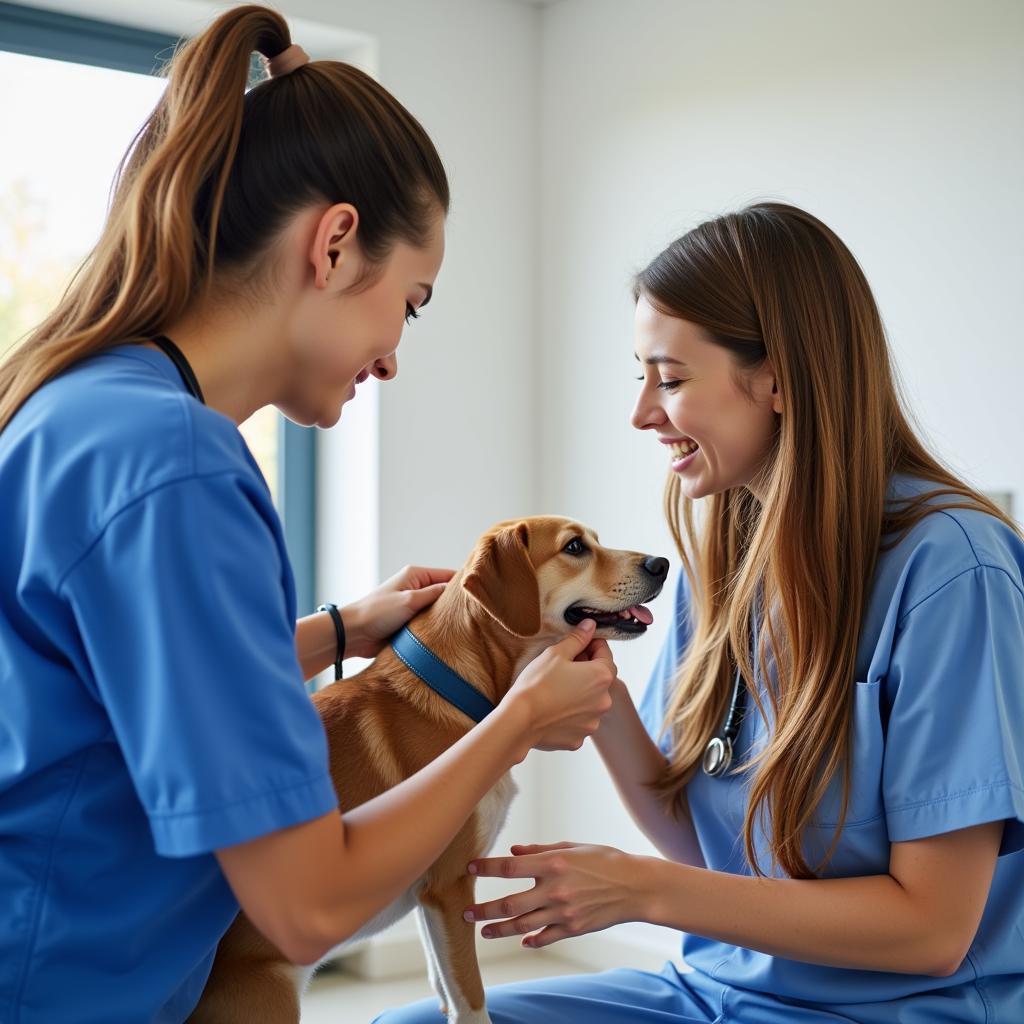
[371, 961, 723, 1023]
[370, 960, 880, 1023]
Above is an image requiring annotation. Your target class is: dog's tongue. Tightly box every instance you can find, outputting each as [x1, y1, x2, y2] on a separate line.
[629, 604, 654, 625]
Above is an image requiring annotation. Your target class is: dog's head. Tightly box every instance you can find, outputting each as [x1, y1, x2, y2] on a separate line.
[461, 516, 668, 640]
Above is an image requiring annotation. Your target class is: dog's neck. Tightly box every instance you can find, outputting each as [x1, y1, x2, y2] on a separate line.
[396, 571, 551, 709]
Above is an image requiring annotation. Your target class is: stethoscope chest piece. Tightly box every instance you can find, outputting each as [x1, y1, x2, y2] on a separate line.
[702, 662, 747, 779]
[702, 735, 733, 778]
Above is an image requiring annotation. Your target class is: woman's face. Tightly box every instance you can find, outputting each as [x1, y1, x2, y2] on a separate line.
[280, 206, 446, 428]
[631, 294, 782, 501]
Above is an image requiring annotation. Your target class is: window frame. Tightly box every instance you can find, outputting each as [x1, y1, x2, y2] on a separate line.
[0, 1, 318, 615]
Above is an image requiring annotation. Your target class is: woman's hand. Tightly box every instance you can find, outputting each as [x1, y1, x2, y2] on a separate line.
[343, 565, 455, 659]
[463, 842, 643, 948]
[504, 622, 617, 755]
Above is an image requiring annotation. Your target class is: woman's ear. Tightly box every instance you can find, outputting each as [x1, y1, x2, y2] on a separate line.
[310, 203, 360, 289]
[758, 359, 783, 415]
[463, 522, 541, 637]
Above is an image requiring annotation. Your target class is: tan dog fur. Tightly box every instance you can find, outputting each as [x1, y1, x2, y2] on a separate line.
[190, 516, 667, 1023]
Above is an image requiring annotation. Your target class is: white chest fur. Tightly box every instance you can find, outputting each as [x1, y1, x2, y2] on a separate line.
[475, 771, 518, 854]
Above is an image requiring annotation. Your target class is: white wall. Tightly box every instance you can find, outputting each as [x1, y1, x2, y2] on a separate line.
[32, 0, 1024, 976]
[536, 0, 1024, 962]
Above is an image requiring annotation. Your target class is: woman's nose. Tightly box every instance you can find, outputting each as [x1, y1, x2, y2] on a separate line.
[631, 388, 665, 431]
[372, 353, 398, 380]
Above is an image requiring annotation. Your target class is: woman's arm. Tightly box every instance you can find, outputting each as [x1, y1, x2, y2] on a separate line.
[294, 607, 347, 679]
[295, 565, 454, 680]
[465, 820, 1004, 977]
[217, 622, 616, 965]
[644, 819, 1004, 975]
[592, 677, 704, 867]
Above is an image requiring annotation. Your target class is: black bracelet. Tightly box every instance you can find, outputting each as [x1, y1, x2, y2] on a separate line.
[316, 602, 346, 680]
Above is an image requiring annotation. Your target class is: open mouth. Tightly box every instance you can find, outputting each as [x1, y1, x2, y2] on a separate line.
[668, 438, 699, 463]
[564, 602, 655, 635]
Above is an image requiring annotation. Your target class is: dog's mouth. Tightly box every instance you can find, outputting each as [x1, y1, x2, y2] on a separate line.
[564, 601, 655, 635]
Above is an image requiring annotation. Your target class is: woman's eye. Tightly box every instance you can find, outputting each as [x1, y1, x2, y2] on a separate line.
[405, 303, 420, 324]
[635, 375, 685, 392]
[563, 537, 588, 556]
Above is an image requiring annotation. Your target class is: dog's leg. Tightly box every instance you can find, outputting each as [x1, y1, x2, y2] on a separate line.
[417, 877, 491, 1024]
[415, 903, 449, 1016]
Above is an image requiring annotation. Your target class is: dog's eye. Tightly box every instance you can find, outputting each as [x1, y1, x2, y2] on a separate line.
[563, 537, 588, 556]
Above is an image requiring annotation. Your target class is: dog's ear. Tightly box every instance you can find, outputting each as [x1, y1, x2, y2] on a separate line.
[463, 522, 541, 637]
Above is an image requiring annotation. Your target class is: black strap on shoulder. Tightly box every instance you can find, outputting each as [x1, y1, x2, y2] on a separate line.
[151, 335, 205, 404]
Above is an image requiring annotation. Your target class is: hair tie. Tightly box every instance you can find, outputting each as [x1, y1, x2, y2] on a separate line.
[268, 43, 309, 78]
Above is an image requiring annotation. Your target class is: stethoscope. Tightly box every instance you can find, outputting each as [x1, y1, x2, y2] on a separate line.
[702, 662, 748, 777]
[152, 334, 205, 404]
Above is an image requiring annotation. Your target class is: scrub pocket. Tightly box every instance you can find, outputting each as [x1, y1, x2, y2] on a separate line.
[803, 680, 890, 877]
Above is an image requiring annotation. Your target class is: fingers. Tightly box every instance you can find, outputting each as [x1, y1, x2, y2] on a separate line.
[389, 565, 456, 589]
[463, 886, 541, 925]
[550, 619, 597, 658]
[468, 852, 541, 878]
[404, 581, 448, 611]
[407, 566, 456, 587]
[509, 842, 575, 855]
[576, 637, 615, 664]
[522, 925, 571, 949]
[415, 566, 456, 586]
[480, 909, 553, 940]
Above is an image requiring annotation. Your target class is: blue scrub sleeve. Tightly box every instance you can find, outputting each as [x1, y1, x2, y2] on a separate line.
[638, 571, 694, 757]
[883, 564, 1024, 855]
[59, 472, 338, 857]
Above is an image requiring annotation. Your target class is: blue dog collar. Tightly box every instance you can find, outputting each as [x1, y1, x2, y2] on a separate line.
[390, 626, 497, 723]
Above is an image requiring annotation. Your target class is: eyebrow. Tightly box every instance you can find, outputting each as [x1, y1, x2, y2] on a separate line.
[634, 353, 687, 366]
[417, 284, 434, 307]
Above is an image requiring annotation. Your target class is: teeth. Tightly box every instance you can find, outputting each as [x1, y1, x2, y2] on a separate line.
[575, 606, 641, 624]
[669, 440, 698, 460]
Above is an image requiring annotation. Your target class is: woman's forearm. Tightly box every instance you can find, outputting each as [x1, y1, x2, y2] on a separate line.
[639, 857, 960, 977]
[593, 679, 705, 867]
[326, 701, 533, 932]
[295, 611, 336, 679]
[219, 700, 535, 964]
[295, 606, 366, 680]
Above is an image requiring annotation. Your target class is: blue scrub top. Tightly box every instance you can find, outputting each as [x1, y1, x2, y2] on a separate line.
[638, 477, 1024, 1020]
[0, 345, 339, 1023]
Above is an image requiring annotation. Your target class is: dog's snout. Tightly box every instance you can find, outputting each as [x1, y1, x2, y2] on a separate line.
[642, 556, 669, 578]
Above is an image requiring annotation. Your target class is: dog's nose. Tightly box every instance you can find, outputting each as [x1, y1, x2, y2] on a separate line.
[642, 556, 669, 578]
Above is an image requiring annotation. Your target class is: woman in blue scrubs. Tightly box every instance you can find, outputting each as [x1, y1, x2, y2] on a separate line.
[376, 205, 1024, 1023]
[0, 7, 617, 1023]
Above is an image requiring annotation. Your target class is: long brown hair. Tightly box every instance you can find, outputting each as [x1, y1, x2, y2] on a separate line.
[0, 3, 449, 434]
[637, 202, 1019, 879]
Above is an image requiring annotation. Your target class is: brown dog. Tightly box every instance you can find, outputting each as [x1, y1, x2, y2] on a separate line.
[190, 516, 668, 1023]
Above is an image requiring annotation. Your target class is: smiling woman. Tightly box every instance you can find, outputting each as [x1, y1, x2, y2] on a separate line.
[376, 202, 1024, 1024]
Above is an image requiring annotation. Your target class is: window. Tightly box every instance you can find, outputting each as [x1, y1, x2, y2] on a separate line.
[0, 1, 316, 612]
